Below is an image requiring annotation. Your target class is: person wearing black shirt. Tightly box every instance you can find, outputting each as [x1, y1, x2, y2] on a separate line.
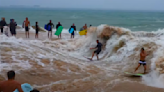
[9, 19, 17, 36]
[69, 24, 76, 38]
[90, 40, 102, 60]
[56, 22, 62, 38]
[47, 20, 54, 38]
[0, 17, 7, 34]
[35, 22, 39, 38]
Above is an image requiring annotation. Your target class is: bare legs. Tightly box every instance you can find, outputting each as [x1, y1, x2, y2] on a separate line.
[35, 34, 38, 38]
[48, 31, 52, 39]
[144, 65, 147, 74]
[134, 64, 147, 73]
[91, 52, 99, 60]
[25, 32, 27, 38]
[71, 35, 74, 38]
[48, 32, 49, 38]
[50, 31, 52, 38]
[25, 31, 29, 38]
[28, 31, 29, 38]
[58, 34, 61, 38]
[135, 64, 141, 72]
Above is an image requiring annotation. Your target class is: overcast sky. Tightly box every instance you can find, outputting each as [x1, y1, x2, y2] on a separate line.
[0, 0, 164, 10]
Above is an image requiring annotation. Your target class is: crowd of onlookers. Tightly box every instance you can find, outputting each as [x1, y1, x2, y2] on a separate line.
[0, 17, 17, 37]
[0, 17, 91, 39]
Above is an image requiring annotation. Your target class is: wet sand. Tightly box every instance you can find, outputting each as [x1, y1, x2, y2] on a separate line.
[0, 31, 164, 92]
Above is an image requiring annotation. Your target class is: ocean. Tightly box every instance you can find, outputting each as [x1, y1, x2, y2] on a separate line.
[1, 7, 164, 92]
[0, 7, 164, 31]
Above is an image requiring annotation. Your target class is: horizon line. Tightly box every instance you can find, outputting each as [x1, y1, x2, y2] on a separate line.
[0, 6, 164, 12]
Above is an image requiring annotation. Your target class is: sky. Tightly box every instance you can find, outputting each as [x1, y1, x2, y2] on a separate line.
[0, 0, 164, 11]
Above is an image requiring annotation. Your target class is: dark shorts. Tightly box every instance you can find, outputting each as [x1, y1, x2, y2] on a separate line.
[48, 29, 52, 31]
[94, 50, 101, 55]
[10, 30, 16, 35]
[1, 28, 3, 33]
[25, 27, 29, 31]
[139, 60, 146, 66]
[36, 30, 39, 34]
[71, 31, 74, 35]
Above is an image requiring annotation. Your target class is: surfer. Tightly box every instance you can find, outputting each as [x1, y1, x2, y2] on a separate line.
[56, 22, 62, 38]
[0, 70, 23, 92]
[70, 23, 76, 38]
[47, 20, 54, 39]
[9, 19, 17, 36]
[134, 48, 148, 74]
[90, 40, 102, 60]
[35, 22, 39, 38]
[24, 17, 30, 38]
[0, 17, 7, 34]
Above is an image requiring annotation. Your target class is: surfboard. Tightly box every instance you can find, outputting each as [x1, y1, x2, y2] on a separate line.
[44, 24, 51, 31]
[14, 83, 33, 92]
[44, 24, 47, 30]
[47, 25, 51, 31]
[83, 56, 92, 61]
[69, 28, 74, 33]
[79, 30, 87, 35]
[55, 26, 63, 36]
[124, 72, 144, 77]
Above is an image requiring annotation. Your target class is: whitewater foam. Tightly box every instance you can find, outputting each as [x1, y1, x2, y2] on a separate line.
[1, 24, 164, 90]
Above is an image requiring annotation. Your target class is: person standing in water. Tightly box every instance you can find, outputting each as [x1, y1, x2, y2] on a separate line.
[9, 19, 17, 36]
[90, 40, 102, 60]
[24, 17, 30, 38]
[70, 23, 76, 38]
[0, 70, 23, 92]
[47, 20, 54, 39]
[83, 24, 87, 29]
[0, 17, 7, 34]
[134, 48, 148, 74]
[35, 22, 39, 38]
[83, 24, 87, 35]
[56, 22, 62, 38]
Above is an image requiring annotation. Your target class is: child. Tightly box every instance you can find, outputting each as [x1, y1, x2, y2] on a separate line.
[35, 22, 39, 38]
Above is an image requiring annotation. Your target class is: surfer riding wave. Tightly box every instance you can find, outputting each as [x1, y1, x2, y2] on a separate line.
[90, 40, 102, 60]
[134, 48, 149, 74]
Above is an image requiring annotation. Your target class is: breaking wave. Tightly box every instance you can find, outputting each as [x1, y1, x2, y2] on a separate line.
[1, 24, 164, 91]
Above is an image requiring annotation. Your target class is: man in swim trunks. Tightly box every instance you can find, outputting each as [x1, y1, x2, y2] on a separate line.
[90, 40, 102, 60]
[24, 17, 30, 38]
[0, 70, 23, 92]
[47, 20, 54, 39]
[134, 48, 148, 74]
